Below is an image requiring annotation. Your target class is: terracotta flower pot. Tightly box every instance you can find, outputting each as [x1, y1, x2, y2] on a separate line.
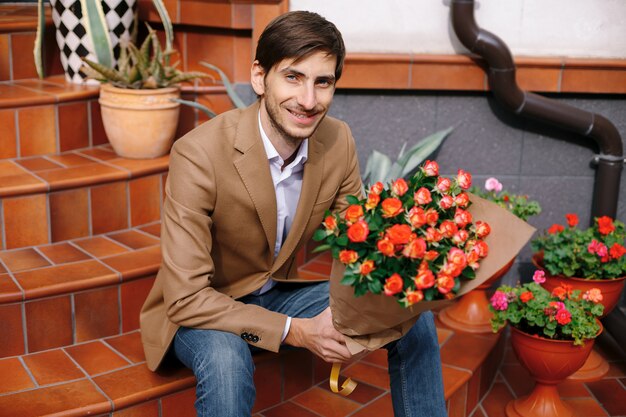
[532, 252, 625, 381]
[506, 324, 599, 417]
[99, 84, 181, 159]
[438, 257, 515, 333]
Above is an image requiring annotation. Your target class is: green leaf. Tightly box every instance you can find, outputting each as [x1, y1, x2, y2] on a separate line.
[390, 126, 453, 180]
[150, 0, 174, 58]
[341, 274, 358, 286]
[311, 244, 331, 254]
[346, 195, 361, 205]
[81, 0, 113, 68]
[199, 62, 247, 109]
[336, 235, 349, 247]
[312, 229, 328, 242]
[171, 98, 217, 119]
[363, 150, 392, 186]
[34, 0, 46, 78]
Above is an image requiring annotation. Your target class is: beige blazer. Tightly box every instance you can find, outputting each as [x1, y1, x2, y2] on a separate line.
[140, 101, 362, 371]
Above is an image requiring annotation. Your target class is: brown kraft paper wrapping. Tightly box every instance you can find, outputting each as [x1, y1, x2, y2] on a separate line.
[329, 193, 537, 355]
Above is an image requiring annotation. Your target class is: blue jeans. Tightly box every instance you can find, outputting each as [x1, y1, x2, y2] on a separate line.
[174, 281, 447, 417]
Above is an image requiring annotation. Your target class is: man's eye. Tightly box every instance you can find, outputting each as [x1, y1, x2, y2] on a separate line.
[317, 79, 333, 87]
[286, 74, 297, 81]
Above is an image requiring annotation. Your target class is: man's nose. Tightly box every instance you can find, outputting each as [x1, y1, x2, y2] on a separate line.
[297, 84, 317, 110]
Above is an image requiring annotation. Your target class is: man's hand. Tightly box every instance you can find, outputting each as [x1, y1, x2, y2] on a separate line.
[284, 307, 353, 363]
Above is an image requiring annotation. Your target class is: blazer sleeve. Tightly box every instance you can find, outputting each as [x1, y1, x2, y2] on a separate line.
[159, 137, 287, 353]
[329, 122, 364, 216]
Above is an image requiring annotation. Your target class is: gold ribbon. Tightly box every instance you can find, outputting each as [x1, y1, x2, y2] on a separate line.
[329, 363, 357, 396]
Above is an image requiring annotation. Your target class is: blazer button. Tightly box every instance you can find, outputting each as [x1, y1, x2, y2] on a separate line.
[241, 332, 248, 340]
[247, 334, 255, 341]
[252, 335, 259, 343]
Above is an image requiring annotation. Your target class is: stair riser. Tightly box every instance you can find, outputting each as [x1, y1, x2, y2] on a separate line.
[1, 99, 106, 160]
[0, 172, 166, 250]
[0, 275, 155, 358]
[0, 26, 63, 83]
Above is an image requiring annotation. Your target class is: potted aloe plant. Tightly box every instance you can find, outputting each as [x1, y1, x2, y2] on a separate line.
[81, 25, 209, 159]
[34, 0, 172, 83]
[490, 271, 604, 417]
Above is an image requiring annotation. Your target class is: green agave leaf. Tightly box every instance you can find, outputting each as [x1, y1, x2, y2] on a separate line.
[151, 0, 174, 60]
[199, 62, 247, 109]
[34, 0, 46, 78]
[171, 98, 216, 118]
[81, 57, 127, 83]
[81, 0, 113, 68]
[388, 126, 453, 180]
[363, 150, 392, 186]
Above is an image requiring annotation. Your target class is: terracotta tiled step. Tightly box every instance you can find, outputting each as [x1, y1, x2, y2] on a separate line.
[0, 145, 168, 250]
[0, 321, 505, 417]
[0, 224, 161, 358]
[0, 5, 63, 82]
[0, 330, 330, 417]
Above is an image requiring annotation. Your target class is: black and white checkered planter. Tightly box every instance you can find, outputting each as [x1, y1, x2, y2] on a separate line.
[51, 0, 137, 84]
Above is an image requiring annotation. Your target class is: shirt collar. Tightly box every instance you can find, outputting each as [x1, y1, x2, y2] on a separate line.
[258, 111, 308, 167]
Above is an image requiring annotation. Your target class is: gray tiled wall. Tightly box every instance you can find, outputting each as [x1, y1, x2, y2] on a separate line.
[235, 85, 626, 288]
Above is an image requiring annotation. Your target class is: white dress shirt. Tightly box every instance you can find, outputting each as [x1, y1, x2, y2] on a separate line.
[254, 112, 308, 340]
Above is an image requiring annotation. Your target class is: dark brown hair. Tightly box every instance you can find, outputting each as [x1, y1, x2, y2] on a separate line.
[255, 11, 346, 80]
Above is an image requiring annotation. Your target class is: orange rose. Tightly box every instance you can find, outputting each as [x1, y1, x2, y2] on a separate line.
[414, 187, 432, 205]
[466, 250, 480, 269]
[377, 238, 396, 256]
[441, 261, 463, 278]
[436, 274, 456, 294]
[414, 269, 435, 289]
[360, 260, 376, 275]
[422, 160, 439, 177]
[345, 204, 364, 223]
[424, 250, 439, 261]
[386, 224, 413, 245]
[323, 215, 337, 231]
[475, 221, 491, 238]
[408, 206, 427, 228]
[439, 220, 458, 238]
[457, 169, 472, 190]
[436, 177, 451, 193]
[339, 250, 359, 265]
[383, 273, 404, 296]
[365, 193, 380, 210]
[381, 198, 404, 218]
[425, 227, 443, 243]
[402, 238, 426, 259]
[425, 208, 439, 226]
[455, 192, 470, 208]
[439, 195, 454, 210]
[347, 220, 369, 242]
[392, 178, 409, 197]
[370, 182, 384, 195]
[452, 230, 469, 245]
[473, 240, 489, 258]
[453, 208, 472, 228]
[405, 289, 424, 305]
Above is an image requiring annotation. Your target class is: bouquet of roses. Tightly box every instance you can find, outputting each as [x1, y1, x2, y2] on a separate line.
[314, 160, 536, 355]
[315, 160, 491, 307]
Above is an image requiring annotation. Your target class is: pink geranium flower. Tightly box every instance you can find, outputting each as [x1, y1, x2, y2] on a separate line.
[532, 270, 546, 284]
[490, 290, 509, 311]
[484, 177, 503, 193]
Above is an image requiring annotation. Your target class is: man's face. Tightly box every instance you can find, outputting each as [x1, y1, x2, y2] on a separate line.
[251, 51, 337, 145]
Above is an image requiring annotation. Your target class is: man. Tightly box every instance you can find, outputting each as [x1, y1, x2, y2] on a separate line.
[140, 10, 447, 417]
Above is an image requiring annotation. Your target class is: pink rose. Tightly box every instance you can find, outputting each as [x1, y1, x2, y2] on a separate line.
[457, 169, 472, 190]
[436, 177, 451, 193]
[439, 195, 454, 210]
[391, 178, 409, 197]
[422, 160, 439, 177]
[484, 177, 503, 192]
[414, 187, 432, 205]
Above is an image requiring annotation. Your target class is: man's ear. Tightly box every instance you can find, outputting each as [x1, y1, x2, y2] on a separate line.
[250, 61, 266, 96]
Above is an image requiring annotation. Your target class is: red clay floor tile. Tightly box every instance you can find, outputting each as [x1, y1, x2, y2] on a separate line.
[22, 349, 85, 385]
[65, 341, 130, 375]
[350, 393, 393, 417]
[107, 229, 160, 249]
[73, 236, 130, 258]
[343, 361, 390, 390]
[105, 331, 146, 363]
[480, 381, 514, 417]
[0, 357, 35, 394]
[292, 386, 361, 416]
[585, 379, 626, 416]
[37, 242, 91, 264]
[262, 401, 321, 417]
[0, 247, 50, 272]
[563, 398, 608, 417]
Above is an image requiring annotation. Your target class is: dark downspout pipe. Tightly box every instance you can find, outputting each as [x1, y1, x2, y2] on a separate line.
[450, 0, 626, 353]
[450, 0, 624, 220]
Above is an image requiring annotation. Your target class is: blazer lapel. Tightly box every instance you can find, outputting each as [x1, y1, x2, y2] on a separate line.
[233, 102, 277, 255]
[272, 133, 325, 272]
